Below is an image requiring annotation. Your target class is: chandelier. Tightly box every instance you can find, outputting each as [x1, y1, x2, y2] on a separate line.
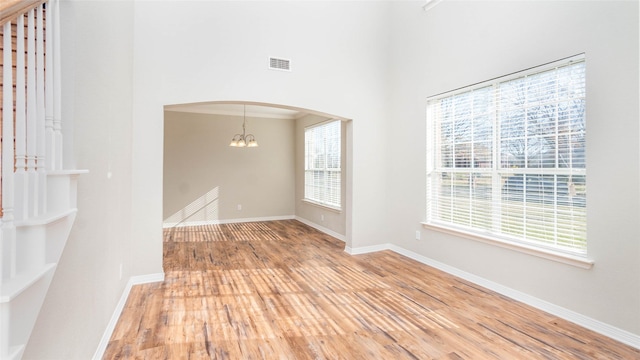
[229, 105, 258, 148]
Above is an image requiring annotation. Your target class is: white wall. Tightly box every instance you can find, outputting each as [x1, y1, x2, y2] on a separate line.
[24, 1, 136, 358]
[163, 111, 295, 224]
[386, 0, 640, 336]
[130, 0, 391, 261]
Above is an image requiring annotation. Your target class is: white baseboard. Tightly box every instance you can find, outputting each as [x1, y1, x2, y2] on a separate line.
[92, 272, 165, 360]
[162, 215, 295, 228]
[294, 216, 346, 242]
[348, 243, 640, 350]
[344, 243, 387, 255]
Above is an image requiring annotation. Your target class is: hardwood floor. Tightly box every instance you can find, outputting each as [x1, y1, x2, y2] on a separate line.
[104, 220, 640, 359]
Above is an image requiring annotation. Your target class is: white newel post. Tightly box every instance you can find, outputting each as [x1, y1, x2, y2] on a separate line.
[15, 14, 28, 223]
[2, 21, 16, 281]
[36, 4, 47, 214]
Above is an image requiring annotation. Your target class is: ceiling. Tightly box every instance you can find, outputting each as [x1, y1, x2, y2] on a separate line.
[164, 102, 308, 120]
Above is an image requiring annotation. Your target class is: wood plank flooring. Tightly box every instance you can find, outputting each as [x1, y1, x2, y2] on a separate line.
[104, 220, 640, 359]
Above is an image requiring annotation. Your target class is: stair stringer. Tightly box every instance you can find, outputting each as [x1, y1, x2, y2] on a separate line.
[0, 170, 85, 360]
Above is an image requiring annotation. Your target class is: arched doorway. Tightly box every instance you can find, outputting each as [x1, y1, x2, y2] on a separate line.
[162, 100, 352, 247]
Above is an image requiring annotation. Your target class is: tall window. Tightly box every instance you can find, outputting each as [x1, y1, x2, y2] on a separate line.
[305, 120, 341, 209]
[426, 56, 586, 254]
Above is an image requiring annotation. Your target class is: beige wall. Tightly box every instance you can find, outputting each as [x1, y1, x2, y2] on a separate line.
[164, 110, 348, 238]
[163, 111, 295, 224]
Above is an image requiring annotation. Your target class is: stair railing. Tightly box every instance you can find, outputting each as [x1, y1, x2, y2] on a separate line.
[1, 2, 74, 358]
[1, 0, 62, 224]
[1, 0, 61, 300]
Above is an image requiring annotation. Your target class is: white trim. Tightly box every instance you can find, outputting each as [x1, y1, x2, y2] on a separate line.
[344, 243, 388, 255]
[0, 263, 56, 302]
[422, 222, 594, 269]
[301, 199, 342, 213]
[92, 273, 164, 360]
[14, 208, 76, 227]
[294, 216, 346, 242]
[162, 215, 295, 228]
[347, 243, 640, 350]
[47, 169, 89, 176]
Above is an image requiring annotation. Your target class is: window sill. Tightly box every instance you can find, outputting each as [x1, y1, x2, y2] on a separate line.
[302, 199, 342, 213]
[421, 222, 594, 269]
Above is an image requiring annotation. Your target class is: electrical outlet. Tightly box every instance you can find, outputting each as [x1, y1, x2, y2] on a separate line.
[415, 231, 421, 240]
[237, 204, 242, 211]
[321, 214, 324, 222]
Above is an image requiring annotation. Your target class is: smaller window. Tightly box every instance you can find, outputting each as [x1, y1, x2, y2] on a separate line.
[304, 120, 341, 209]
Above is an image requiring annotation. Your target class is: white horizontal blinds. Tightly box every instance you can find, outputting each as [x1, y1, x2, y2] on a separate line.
[429, 86, 496, 232]
[304, 120, 341, 208]
[427, 56, 586, 254]
[499, 60, 586, 251]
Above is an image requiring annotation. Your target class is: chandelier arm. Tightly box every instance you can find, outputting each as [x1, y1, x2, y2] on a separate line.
[229, 104, 257, 148]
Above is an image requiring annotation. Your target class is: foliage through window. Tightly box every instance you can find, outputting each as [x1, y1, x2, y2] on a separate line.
[305, 120, 341, 209]
[426, 56, 586, 254]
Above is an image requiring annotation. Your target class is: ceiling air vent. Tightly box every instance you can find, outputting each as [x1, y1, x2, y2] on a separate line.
[269, 57, 291, 71]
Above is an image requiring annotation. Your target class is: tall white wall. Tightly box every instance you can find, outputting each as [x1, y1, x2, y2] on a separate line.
[386, 1, 640, 336]
[130, 0, 391, 265]
[163, 111, 295, 224]
[23, 1, 136, 358]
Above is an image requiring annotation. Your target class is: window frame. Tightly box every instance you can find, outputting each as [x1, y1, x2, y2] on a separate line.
[424, 55, 592, 268]
[304, 120, 342, 210]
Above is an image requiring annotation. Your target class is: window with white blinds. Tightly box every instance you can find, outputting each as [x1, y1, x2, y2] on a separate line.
[305, 120, 341, 209]
[426, 55, 586, 254]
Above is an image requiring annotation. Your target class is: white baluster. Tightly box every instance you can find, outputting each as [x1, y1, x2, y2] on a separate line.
[27, 9, 38, 217]
[45, 1, 55, 171]
[36, 4, 47, 214]
[2, 21, 16, 280]
[0, 22, 15, 359]
[52, 0, 63, 170]
[15, 14, 28, 222]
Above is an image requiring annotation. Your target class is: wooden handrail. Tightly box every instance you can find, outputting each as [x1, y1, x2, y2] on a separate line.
[0, 0, 47, 26]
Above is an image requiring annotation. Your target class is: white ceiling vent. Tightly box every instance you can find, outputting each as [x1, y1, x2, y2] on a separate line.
[269, 57, 291, 71]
